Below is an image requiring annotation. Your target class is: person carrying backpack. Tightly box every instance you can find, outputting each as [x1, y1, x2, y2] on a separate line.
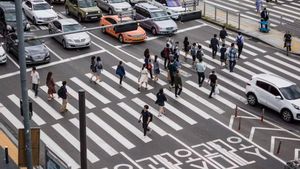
[89, 56, 96, 82]
[116, 61, 126, 86]
[155, 88, 167, 117]
[94, 56, 103, 83]
[235, 32, 244, 59]
[196, 45, 204, 61]
[58, 81, 68, 113]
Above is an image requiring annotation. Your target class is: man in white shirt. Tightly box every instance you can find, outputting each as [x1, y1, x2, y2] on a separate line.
[195, 58, 206, 87]
[31, 66, 40, 97]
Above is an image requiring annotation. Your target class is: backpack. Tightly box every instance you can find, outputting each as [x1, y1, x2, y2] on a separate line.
[57, 86, 63, 98]
[90, 64, 96, 72]
[190, 46, 196, 56]
[236, 36, 243, 45]
[97, 62, 103, 70]
[160, 49, 166, 58]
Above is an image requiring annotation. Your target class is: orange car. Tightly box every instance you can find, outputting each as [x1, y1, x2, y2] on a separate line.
[100, 15, 147, 43]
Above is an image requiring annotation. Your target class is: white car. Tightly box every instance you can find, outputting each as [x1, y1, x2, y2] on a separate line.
[151, 0, 186, 20]
[96, 0, 133, 15]
[0, 43, 7, 64]
[245, 73, 300, 122]
[22, 0, 58, 25]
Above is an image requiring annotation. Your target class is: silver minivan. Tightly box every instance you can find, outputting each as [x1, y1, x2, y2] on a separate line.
[134, 2, 177, 35]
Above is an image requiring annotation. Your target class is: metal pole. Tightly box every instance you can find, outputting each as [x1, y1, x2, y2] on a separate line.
[203, 2, 206, 17]
[79, 90, 87, 169]
[238, 13, 241, 30]
[15, 0, 33, 168]
[5, 146, 9, 164]
[226, 10, 228, 25]
[214, 6, 217, 21]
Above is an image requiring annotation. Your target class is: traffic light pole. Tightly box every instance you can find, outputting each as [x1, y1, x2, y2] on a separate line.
[15, 0, 33, 168]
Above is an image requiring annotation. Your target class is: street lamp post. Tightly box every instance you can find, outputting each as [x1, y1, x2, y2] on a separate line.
[15, 0, 33, 168]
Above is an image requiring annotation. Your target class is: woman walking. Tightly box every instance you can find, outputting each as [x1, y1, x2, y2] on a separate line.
[155, 88, 167, 117]
[116, 61, 126, 86]
[153, 55, 160, 81]
[190, 42, 197, 67]
[89, 56, 96, 82]
[46, 71, 56, 100]
[220, 43, 227, 67]
[138, 64, 149, 91]
[183, 36, 190, 61]
[95, 56, 103, 83]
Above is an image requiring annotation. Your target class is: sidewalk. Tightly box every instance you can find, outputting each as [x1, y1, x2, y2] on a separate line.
[0, 129, 18, 169]
[196, 2, 300, 55]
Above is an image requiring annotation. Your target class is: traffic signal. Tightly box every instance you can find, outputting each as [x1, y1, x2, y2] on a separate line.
[20, 99, 33, 119]
[180, 11, 202, 22]
[114, 22, 138, 33]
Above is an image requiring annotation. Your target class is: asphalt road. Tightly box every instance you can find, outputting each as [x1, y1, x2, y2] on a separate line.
[0, 2, 300, 169]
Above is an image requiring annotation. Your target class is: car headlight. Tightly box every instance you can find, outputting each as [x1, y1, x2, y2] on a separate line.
[98, 10, 101, 14]
[67, 39, 74, 43]
[292, 104, 300, 110]
[115, 8, 122, 11]
[6, 25, 12, 31]
[86, 12, 88, 15]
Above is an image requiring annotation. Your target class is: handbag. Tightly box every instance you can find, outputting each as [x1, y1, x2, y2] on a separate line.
[214, 85, 220, 95]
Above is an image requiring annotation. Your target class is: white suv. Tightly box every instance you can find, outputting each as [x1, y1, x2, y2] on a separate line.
[245, 74, 300, 122]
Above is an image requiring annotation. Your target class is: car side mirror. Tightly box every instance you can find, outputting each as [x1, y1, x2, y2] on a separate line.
[275, 95, 282, 100]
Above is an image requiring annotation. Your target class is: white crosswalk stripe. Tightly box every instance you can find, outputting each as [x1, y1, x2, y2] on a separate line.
[85, 73, 126, 99]
[274, 52, 300, 65]
[244, 61, 273, 74]
[203, 41, 248, 59]
[216, 73, 245, 92]
[0, 103, 24, 129]
[69, 118, 119, 156]
[52, 123, 100, 163]
[222, 69, 249, 83]
[273, 6, 300, 16]
[235, 65, 256, 76]
[227, 36, 267, 53]
[56, 81, 96, 109]
[204, 0, 239, 12]
[132, 98, 183, 131]
[7, 94, 46, 126]
[28, 90, 63, 120]
[70, 77, 111, 104]
[264, 55, 300, 72]
[179, 51, 216, 69]
[241, 14, 278, 27]
[146, 93, 198, 125]
[87, 112, 136, 149]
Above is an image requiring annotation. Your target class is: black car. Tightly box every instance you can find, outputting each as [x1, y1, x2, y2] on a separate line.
[0, 1, 31, 35]
[5, 33, 50, 65]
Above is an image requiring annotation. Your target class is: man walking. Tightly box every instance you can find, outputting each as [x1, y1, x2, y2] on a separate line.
[284, 31, 292, 52]
[227, 43, 238, 72]
[195, 58, 206, 87]
[235, 32, 244, 59]
[210, 34, 219, 59]
[174, 70, 182, 97]
[138, 105, 152, 137]
[116, 61, 126, 86]
[168, 60, 177, 89]
[31, 66, 40, 97]
[208, 71, 217, 98]
[162, 44, 171, 69]
[219, 26, 228, 44]
[58, 81, 68, 113]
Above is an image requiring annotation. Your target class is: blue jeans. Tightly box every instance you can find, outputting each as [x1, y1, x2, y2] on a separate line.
[229, 60, 236, 72]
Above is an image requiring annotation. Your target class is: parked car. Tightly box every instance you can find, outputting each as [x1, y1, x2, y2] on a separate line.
[0, 1, 30, 35]
[100, 15, 146, 43]
[152, 0, 186, 20]
[0, 43, 7, 64]
[22, 0, 58, 25]
[65, 0, 102, 22]
[96, 0, 133, 15]
[49, 18, 91, 48]
[46, 0, 64, 4]
[134, 2, 177, 35]
[4, 33, 50, 65]
[245, 73, 300, 122]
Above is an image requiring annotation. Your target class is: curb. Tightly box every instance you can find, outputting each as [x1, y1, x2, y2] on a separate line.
[200, 17, 300, 57]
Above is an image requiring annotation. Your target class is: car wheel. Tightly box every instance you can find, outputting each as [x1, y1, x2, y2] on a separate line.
[281, 109, 293, 122]
[65, 7, 70, 15]
[247, 93, 257, 106]
[108, 8, 113, 15]
[151, 27, 157, 35]
[119, 34, 124, 43]
[33, 17, 37, 25]
[62, 40, 67, 49]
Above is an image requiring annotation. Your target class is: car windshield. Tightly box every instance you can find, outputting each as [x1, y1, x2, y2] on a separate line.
[33, 3, 51, 10]
[24, 39, 42, 47]
[110, 0, 126, 3]
[166, 0, 181, 7]
[63, 24, 82, 32]
[78, 0, 95, 8]
[279, 85, 300, 100]
[152, 11, 169, 21]
[5, 11, 26, 21]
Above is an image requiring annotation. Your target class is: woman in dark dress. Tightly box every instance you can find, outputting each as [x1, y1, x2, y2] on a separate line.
[46, 71, 56, 100]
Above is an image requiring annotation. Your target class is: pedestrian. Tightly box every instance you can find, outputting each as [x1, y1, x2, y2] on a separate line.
[219, 26, 228, 44]
[227, 43, 238, 72]
[89, 56, 96, 82]
[168, 59, 177, 89]
[116, 61, 126, 86]
[138, 105, 152, 137]
[210, 34, 219, 59]
[94, 56, 103, 83]
[144, 48, 150, 60]
[255, 0, 262, 13]
[175, 57, 181, 70]
[195, 58, 206, 87]
[196, 44, 204, 61]
[155, 88, 167, 117]
[173, 41, 180, 60]
[261, 8, 269, 22]
[31, 66, 40, 97]
[58, 80, 68, 113]
[153, 55, 160, 81]
[146, 58, 153, 80]
[174, 70, 182, 97]
[208, 70, 217, 98]
[220, 43, 227, 67]
[190, 42, 197, 67]
[46, 71, 56, 100]
[138, 64, 149, 91]
[162, 43, 171, 69]
[284, 31, 292, 51]
[235, 32, 244, 59]
[183, 36, 190, 61]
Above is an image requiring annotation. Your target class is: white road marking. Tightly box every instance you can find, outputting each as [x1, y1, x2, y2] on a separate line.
[222, 69, 249, 83]
[267, 8, 299, 20]
[28, 90, 63, 120]
[273, 6, 300, 16]
[223, 40, 257, 56]
[241, 14, 278, 27]
[118, 102, 168, 137]
[204, 0, 239, 12]
[244, 61, 273, 74]
[70, 77, 110, 104]
[120, 152, 143, 169]
[179, 50, 215, 69]
[203, 41, 248, 59]
[216, 73, 246, 92]
[102, 107, 152, 143]
[227, 36, 267, 53]
[132, 97, 183, 131]
[249, 127, 284, 141]
[45, 45, 63, 60]
[7, 94, 46, 126]
[6, 54, 20, 69]
[274, 52, 300, 65]
[52, 123, 100, 163]
[0, 103, 24, 129]
[146, 93, 198, 125]
[87, 112, 136, 149]
[235, 65, 256, 76]
[264, 55, 300, 72]
[270, 136, 300, 154]
[69, 118, 118, 156]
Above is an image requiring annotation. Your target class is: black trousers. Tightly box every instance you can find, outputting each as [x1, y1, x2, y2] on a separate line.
[169, 73, 175, 86]
[238, 44, 243, 58]
[209, 83, 216, 97]
[119, 75, 123, 84]
[147, 68, 153, 79]
[32, 83, 39, 96]
[175, 85, 182, 96]
[197, 72, 205, 86]
[143, 123, 149, 136]
[212, 48, 217, 58]
[229, 60, 236, 72]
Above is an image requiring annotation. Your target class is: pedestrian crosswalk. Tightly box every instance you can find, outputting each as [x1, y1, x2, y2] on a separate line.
[1, 34, 300, 168]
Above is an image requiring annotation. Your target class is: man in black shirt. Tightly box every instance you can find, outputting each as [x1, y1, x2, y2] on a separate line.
[219, 26, 228, 44]
[138, 105, 152, 137]
[208, 71, 218, 98]
[210, 34, 219, 59]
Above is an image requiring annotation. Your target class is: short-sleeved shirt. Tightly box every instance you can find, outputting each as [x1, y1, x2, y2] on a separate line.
[31, 71, 40, 84]
[209, 74, 217, 84]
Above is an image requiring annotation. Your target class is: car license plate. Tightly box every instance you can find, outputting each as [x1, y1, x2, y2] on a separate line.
[91, 16, 97, 19]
